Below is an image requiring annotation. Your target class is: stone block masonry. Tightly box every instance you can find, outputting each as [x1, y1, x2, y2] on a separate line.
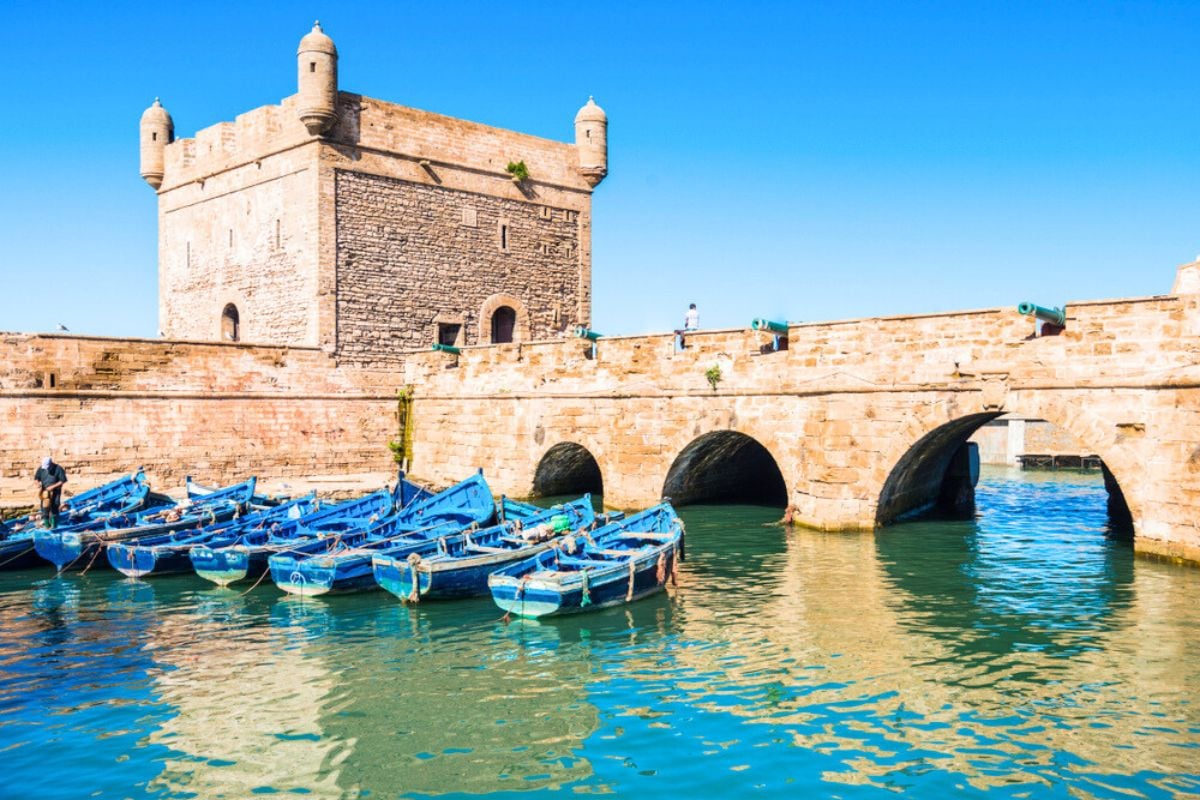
[335, 170, 583, 362]
[0, 334, 398, 502]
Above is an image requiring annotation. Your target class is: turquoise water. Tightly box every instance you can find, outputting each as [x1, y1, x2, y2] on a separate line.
[1, 467, 1198, 798]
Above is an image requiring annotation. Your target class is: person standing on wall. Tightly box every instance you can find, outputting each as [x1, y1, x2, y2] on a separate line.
[676, 303, 700, 350]
[34, 456, 67, 529]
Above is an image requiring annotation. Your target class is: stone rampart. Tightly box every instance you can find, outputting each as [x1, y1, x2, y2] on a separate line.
[3, 268, 1197, 563]
[0, 334, 398, 500]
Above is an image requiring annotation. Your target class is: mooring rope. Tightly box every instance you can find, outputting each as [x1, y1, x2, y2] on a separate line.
[239, 563, 272, 596]
[79, 542, 104, 576]
[625, 559, 637, 601]
[0, 545, 35, 569]
[406, 552, 422, 603]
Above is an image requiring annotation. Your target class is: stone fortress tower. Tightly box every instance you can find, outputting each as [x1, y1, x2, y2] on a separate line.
[140, 22, 606, 364]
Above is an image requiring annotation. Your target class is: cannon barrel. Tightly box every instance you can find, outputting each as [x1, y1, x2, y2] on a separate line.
[751, 318, 789, 335]
[1017, 302, 1066, 327]
[573, 326, 602, 341]
[431, 343, 462, 355]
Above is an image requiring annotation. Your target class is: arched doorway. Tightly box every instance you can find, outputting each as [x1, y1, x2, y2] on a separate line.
[532, 442, 603, 499]
[221, 303, 240, 342]
[491, 306, 516, 344]
[662, 431, 787, 507]
[876, 412, 1133, 535]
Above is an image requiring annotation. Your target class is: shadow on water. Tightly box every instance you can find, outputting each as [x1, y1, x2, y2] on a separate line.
[875, 467, 1136, 662]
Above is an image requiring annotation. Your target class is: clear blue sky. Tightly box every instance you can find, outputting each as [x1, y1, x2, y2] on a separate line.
[1, 0, 1197, 337]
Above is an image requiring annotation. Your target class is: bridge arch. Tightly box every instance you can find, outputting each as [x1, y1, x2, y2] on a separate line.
[875, 398, 1138, 533]
[532, 441, 604, 499]
[663, 430, 788, 507]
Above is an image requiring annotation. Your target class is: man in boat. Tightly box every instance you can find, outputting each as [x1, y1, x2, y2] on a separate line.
[34, 456, 68, 529]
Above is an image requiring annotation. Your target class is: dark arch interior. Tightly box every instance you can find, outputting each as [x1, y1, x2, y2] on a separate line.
[491, 306, 516, 344]
[221, 303, 240, 342]
[662, 431, 787, 507]
[532, 442, 603, 498]
[876, 412, 1134, 534]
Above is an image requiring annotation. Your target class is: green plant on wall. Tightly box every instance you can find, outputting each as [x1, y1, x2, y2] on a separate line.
[388, 387, 415, 467]
[705, 364, 723, 391]
[505, 160, 529, 182]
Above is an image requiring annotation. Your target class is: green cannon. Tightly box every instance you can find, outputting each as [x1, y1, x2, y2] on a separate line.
[1017, 302, 1066, 327]
[751, 318, 789, 334]
[573, 326, 603, 341]
[431, 343, 462, 355]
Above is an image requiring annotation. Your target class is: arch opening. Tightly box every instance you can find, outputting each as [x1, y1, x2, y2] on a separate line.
[877, 413, 1134, 536]
[533, 442, 603, 499]
[221, 303, 240, 342]
[491, 306, 516, 344]
[663, 431, 787, 507]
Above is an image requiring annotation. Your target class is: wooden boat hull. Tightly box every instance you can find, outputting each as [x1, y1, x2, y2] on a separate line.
[0, 537, 45, 570]
[268, 472, 501, 596]
[488, 503, 682, 618]
[190, 545, 261, 586]
[374, 540, 558, 601]
[107, 544, 194, 578]
[35, 514, 232, 571]
[372, 496, 597, 601]
[490, 550, 677, 619]
[270, 538, 440, 596]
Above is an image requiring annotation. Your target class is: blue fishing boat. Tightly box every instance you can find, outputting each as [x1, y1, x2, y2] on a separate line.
[488, 503, 683, 618]
[33, 478, 258, 571]
[106, 493, 321, 578]
[190, 476, 430, 586]
[269, 471, 535, 596]
[0, 470, 159, 570]
[372, 496, 599, 601]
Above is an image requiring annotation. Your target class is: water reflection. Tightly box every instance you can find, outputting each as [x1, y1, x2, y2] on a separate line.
[0, 470, 1196, 798]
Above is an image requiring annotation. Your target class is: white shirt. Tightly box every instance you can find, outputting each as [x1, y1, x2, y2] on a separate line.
[684, 308, 699, 330]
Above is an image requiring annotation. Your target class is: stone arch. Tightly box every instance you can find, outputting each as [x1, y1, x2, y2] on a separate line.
[663, 430, 788, 507]
[1004, 393, 1143, 534]
[876, 411, 1000, 525]
[221, 303, 240, 342]
[874, 397, 1139, 534]
[479, 293, 530, 345]
[532, 442, 604, 499]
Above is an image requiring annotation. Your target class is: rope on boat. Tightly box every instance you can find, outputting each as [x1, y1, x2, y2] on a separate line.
[406, 552, 422, 603]
[0, 545, 35, 569]
[437, 536, 446, 555]
[240, 563, 273, 596]
[79, 542, 104, 576]
[625, 559, 636, 602]
[580, 569, 591, 607]
[674, 517, 687, 563]
[656, 552, 666, 585]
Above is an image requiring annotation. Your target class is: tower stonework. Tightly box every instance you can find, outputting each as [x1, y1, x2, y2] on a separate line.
[146, 24, 604, 362]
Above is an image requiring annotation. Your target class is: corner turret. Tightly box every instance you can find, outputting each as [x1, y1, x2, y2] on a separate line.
[139, 98, 174, 189]
[574, 97, 607, 188]
[297, 21, 338, 136]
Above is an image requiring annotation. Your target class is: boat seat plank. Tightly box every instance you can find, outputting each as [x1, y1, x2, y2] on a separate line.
[556, 557, 611, 568]
[466, 544, 508, 554]
[586, 548, 640, 559]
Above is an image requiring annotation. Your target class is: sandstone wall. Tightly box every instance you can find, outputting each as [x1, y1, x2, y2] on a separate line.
[153, 91, 595, 357]
[400, 290, 1200, 561]
[0, 334, 398, 501]
[334, 170, 583, 362]
[4, 275, 1197, 563]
